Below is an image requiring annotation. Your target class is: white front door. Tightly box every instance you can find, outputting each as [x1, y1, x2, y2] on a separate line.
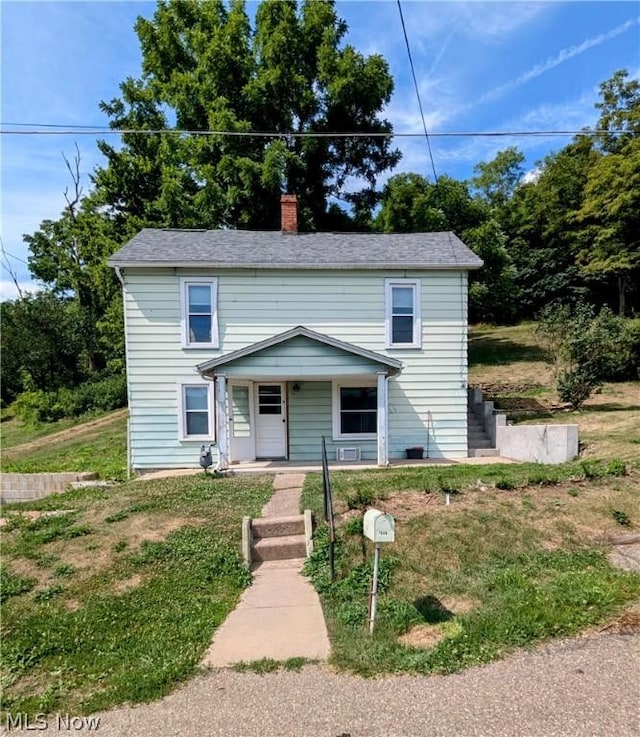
[255, 383, 287, 459]
[229, 382, 255, 462]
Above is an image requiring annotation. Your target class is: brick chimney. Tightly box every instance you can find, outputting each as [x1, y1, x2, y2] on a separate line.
[280, 194, 298, 234]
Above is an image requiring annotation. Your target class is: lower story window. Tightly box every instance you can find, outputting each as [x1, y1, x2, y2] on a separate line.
[333, 383, 377, 439]
[179, 383, 214, 440]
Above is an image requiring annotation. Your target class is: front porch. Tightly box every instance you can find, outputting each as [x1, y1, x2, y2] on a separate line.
[196, 326, 403, 470]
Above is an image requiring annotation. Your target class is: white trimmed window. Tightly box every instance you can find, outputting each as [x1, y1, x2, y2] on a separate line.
[385, 278, 421, 348]
[180, 277, 219, 348]
[332, 381, 377, 440]
[178, 382, 215, 441]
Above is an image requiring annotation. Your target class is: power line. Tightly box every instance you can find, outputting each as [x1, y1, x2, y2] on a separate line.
[0, 126, 630, 138]
[1, 250, 29, 265]
[397, 0, 438, 183]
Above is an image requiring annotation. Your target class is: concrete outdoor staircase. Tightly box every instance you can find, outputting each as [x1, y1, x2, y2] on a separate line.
[243, 511, 314, 566]
[467, 410, 499, 458]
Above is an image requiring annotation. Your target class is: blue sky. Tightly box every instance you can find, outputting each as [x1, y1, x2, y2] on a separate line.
[1, 0, 638, 299]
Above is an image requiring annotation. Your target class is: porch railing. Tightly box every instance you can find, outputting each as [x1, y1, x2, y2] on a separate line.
[321, 436, 336, 582]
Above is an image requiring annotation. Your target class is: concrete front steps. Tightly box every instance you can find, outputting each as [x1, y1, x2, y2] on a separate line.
[468, 412, 499, 458]
[243, 511, 313, 566]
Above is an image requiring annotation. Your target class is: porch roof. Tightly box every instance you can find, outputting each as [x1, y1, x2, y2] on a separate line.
[196, 326, 403, 378]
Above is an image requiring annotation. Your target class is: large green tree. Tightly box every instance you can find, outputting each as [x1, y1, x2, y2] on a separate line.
[575, 136, 640, 315]
[471, 146, 525, 217]
[376, 173, 487, 235]
[95, 0, 400, 231]
[0, 292, 85, 405]
[594, 69, 640, 154]
[375, 172, 516, 322]
[505, 136, 596, 314]
[574, 70, 640, 314]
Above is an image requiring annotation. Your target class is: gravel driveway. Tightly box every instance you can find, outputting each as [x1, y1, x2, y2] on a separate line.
[20, 632, 639, 737]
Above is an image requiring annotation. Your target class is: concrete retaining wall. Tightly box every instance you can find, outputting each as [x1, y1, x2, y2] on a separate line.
[1, 472, 97, 503]
[468, 387, 579, 465]
[496, 424, 579, 464]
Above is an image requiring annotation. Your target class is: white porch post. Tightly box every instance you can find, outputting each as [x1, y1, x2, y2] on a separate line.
[377, 371, 389, 466]
[215, 373, 230, 471]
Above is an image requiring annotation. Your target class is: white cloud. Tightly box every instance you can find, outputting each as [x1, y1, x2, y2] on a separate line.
[522, 167, 542, 184]
[470, 18, 639, 110]
[0, 279, 41, 302]
[389, 1, 550, 47]
[456, 2, 550, 43]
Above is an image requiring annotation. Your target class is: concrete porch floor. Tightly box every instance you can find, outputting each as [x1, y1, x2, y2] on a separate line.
[137, 455, 515, 481]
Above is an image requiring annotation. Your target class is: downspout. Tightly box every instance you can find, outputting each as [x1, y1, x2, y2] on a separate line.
[115, 267, 132, 479]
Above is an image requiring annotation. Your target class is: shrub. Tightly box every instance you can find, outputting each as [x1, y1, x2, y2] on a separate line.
[536, 303, 637, 408]
[14, 374, 127, 424]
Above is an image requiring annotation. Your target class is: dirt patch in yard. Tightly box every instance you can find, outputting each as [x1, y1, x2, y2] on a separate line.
[48, 514, 192, 579]
[112, 573, 143, 595]
[400, 624, 446, 650]
[7, 558, 50, 587]
[440, 596, 479, 615]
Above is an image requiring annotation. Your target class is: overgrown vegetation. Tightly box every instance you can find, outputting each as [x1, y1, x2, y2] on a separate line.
[536, 303, 639, 408]
[1, 412, 127, 480]
[0, 473, 274, 715]
[14, 375, 127, 424]
[303, 466, 640, 677]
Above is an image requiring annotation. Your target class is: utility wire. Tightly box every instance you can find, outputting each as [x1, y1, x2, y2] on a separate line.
[397, 0, 438, 183]
[1, 127, 629, 138]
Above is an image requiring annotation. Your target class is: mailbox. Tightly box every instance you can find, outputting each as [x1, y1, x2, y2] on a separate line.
[363, 508, 395, 543]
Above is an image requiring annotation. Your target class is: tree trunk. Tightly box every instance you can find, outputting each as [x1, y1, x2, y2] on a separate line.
[618, 274, 626, 316]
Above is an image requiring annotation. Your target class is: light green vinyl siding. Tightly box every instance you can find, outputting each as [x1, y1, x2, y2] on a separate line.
[122, 268, 469, 468]
[230, 385, 251, 437]
[287, 381, 377, 462]
[222, 335, 383, 378]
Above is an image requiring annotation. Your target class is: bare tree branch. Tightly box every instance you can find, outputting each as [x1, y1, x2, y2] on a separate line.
[62, 142, 83, 268]
[0, 237, 24, 299]
[62, 142, 83, 220]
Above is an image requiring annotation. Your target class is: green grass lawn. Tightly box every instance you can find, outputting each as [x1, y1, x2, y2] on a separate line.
[0, 408, 123, 450]
[0, 473, 274, 716]
[302, 462, 640, 677]
[1, 412, 127, 480]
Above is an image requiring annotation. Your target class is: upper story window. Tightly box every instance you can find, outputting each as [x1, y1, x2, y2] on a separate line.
[385, 279, 421, 348]
[180, 277, 219, 348]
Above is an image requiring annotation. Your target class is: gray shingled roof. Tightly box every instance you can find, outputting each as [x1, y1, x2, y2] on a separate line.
[108, 228, 483, 270]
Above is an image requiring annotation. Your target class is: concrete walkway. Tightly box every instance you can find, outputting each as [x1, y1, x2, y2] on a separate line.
[202, 474, 330, 667]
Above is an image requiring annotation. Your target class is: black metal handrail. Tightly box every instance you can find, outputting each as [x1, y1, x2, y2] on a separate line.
[321, 436, 336, 582]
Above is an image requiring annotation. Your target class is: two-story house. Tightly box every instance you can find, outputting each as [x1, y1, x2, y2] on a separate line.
[108, 195, 482, 472]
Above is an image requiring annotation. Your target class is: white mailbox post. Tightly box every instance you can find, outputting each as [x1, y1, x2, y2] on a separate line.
[363, 508, 395, 634]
